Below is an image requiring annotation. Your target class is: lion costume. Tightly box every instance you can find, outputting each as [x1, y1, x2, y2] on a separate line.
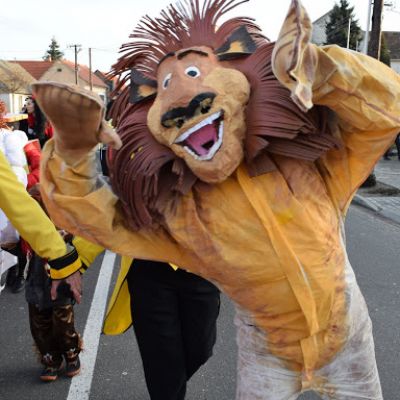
[34, 0, 400, 398]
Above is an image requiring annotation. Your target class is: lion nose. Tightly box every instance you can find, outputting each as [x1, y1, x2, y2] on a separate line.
[161, 107, 187, 129]
[161, 92, 216, 128]
[186, 92, 216, 119]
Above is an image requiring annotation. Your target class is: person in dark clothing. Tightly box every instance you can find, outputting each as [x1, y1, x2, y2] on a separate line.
[25, 247, 82, 382]
[4, 183, 83, 382]
[19, 97, 53, 147]
[93, 142, 220, 400]
[0, 128, 83, 381]
[127, 259, 220, 400]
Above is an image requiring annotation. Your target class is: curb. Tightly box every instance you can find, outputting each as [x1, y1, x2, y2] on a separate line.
[352, 194, 382, 212]
[379, 208, 400, 226]
[353, 194, 400, 225]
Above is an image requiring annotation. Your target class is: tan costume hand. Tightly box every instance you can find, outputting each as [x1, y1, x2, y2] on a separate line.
[271, 0, 337, 111]
[32, 82, 121, 164]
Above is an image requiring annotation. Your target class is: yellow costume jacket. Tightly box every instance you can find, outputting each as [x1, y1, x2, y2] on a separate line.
[39, 19, 400, 373]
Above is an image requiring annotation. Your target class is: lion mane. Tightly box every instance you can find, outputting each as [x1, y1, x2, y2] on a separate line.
[107, 0, 339, 230]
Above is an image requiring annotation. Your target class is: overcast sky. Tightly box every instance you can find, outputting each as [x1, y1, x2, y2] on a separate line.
[1, 0, 399, 72]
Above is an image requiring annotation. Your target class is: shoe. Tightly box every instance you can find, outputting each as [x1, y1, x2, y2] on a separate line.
[40, 354, 63, 382]
[40, 365, 62, 382]
[5, 265, 17, 287]
[11, 277, 25, 293]
[65, 355, 81, 377]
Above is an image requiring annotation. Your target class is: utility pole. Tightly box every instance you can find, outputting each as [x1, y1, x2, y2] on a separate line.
[68, 44, 82, 85]
[346, 17, 352, 49]
[363, 0, 373, 54]
[368, 0, 384, 59]
[361, 0, 384, 188]
[89, 48, 93, 91]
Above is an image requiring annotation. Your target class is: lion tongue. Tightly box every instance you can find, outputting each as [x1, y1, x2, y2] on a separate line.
[185, 123, 217, 156]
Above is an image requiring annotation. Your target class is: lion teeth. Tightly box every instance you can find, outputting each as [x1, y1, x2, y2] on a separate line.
[174, 111, 222, 144]
[183, 121, 224, 161]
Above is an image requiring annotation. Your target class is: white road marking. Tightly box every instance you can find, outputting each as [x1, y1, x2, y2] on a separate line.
[67, 251, 116, 400]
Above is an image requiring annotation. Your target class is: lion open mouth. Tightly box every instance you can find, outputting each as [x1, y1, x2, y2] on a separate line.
[174, 111, 224, 161]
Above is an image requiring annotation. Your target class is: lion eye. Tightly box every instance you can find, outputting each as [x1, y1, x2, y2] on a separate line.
[185, 66, 200, 78]
[162, 73, 172, 89]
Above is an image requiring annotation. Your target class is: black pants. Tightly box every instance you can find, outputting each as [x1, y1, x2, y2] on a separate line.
[127, 260, 220, 400]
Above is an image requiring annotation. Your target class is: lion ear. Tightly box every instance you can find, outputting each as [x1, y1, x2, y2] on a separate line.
[130, 69, 158, 104]
[215, 26, 257, 61]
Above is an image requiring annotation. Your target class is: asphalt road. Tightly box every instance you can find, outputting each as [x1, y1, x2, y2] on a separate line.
[0, 205, 399, 400]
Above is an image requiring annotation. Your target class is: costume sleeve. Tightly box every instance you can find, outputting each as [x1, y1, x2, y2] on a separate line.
[0, 151, 65, 259]
[72, 235, 105, 273]
[40, 140, 190, 266]
[0, 151, 82, 279]
[272, 0, 400, 212]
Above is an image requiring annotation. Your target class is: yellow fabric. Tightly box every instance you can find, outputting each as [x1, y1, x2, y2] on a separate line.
[103, 255, 133, 334]
[103, 257, 179, 334]
[50, 257, 82, 279]
[0, 150, 66, 259]
[73, 235, 104, 268]
[71, 236, 133, 333]
[71, 235, 178, 334]
[40, 44, 400, 372]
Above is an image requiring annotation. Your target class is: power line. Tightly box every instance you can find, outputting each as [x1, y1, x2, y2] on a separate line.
[87, 47, 120, 53]
[325, 19, 357, 39]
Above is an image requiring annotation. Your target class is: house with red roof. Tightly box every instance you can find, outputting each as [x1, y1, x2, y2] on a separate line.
[12, 60, 108, 102]
[0, 60, 36, 114]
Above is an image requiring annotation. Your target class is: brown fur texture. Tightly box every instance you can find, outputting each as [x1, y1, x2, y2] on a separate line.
[107, 0, 340, 230]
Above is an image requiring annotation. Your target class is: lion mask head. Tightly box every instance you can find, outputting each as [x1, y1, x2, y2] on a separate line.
[107, 0, 339, 230]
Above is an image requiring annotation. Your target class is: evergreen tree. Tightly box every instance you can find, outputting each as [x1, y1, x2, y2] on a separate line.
[380, 34, 391, 66]
[43, 37, 64, 61]
[325, 0, 362, 50]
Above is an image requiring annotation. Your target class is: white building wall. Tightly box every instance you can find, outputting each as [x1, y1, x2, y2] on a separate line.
[0, 92, 27, 113]
[311, 19, 327, 45]
[83, 85, 107, 103]
[11, 93, 27, 113]
[391, 60, 400, 74]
